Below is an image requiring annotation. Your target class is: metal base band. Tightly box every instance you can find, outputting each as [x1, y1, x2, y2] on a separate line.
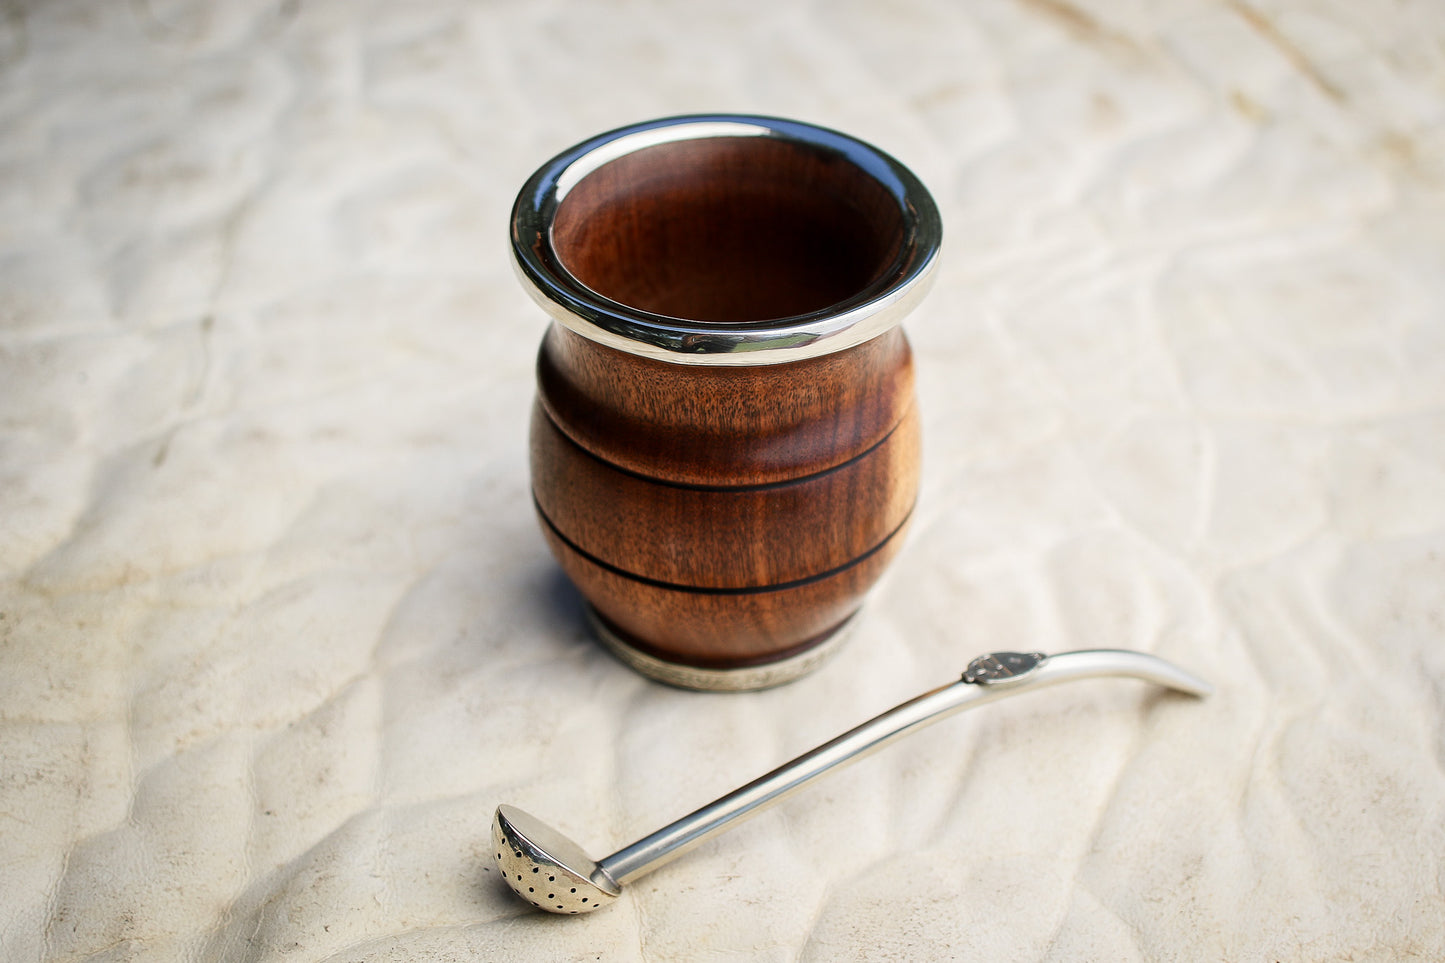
[586, 608, 855, 691]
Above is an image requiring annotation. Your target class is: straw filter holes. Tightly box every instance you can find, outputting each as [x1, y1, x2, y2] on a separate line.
[491, 804, 620, 914]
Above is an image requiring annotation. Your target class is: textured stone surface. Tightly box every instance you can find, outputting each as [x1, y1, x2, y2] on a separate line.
[2, 1, 1443, 960]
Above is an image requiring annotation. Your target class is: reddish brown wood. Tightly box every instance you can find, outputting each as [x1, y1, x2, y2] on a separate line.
[550, 137, 905, 323]
[525, 124, 928, 676]
[537, 324, 915, 487]
[532, 325, 920, 671]
[538, 518, 910, 667]
[531, 400, 920, 589]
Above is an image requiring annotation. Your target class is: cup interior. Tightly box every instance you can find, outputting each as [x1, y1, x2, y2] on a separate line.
[549, 135, 907, 324]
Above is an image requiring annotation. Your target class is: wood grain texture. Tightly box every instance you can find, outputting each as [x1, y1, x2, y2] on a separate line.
[533, 324, 920, 670]
[537, 517, 910, 666]
[536, 323, 915, 486]
[531, 400, 920, 589]
[550, 136, 904, 323]
[530, 128, 924, 672]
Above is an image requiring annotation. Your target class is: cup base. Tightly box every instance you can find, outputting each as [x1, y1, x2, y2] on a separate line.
[586, 607, 855, 691]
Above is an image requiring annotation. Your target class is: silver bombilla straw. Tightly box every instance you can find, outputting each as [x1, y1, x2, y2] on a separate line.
[597, 649, 1210, 884]
[493, 648, 1212, 914]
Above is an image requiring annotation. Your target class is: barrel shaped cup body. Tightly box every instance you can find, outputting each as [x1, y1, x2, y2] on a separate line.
[531, 325, 921, 674]
[515, 115, 940, 689]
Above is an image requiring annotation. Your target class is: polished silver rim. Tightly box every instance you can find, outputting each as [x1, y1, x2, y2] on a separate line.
[586, 606, 854, 691]
[511, 114, 942, 366]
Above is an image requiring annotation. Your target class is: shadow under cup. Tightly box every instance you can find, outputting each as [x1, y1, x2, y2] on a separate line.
[513, 115, 941, 690]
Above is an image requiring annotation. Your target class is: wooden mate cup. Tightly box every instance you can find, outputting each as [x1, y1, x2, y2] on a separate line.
[512, 115, 941, 689]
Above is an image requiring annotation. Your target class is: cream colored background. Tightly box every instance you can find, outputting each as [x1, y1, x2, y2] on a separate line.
[2, 1, 1443, 960]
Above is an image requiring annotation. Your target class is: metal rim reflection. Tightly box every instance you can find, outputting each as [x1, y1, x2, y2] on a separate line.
[510, 114, 943, 366]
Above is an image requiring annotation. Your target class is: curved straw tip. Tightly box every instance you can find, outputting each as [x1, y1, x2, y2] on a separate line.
[1041, 649, 1215, 700]
[1171, 669, 1214, 699]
